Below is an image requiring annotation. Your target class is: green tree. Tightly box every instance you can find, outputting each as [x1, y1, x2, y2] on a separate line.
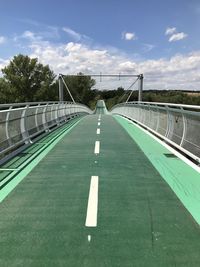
[62, 73, 95, 105]
[1, 54, 57, 102]
[0, 78, 12, 103]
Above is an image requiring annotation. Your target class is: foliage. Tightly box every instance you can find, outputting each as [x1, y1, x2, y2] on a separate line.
[1, 54, 57, 102]
[0, 78, 13, 103]
[62, 73, 96, 105]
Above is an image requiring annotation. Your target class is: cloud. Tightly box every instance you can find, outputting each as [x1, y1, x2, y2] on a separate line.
[27, 37, 200, 90]
[165, 27, 176, 35]
[62, 27, 91, 43]
[0, 36, 6, 44]
[17, 18, 41, 27]
[122, 32, 137, 41]
[2, 30, 200, 90]
[169, 32, 188, 42]
[0, 58, 9, 74]
[62, 27, 81, 41]
[142, 43, 155, 53]
[22, 31, 39, 40]
[165, 27, 188, 42]
[13, 29, 56, 44]
[17, 19, 60, 39]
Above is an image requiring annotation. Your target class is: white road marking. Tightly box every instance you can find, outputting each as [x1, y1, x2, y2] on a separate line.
[98, 115, 101, 120]
[87, 235, 91, 242]
[85, 176, 99, 227]
[98, 122, 101, 126]
[96, 128, 100, 135]
[94, 141, 100, 154]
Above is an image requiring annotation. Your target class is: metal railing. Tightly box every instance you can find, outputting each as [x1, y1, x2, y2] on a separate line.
[111, 101, 200, 163]
[0, 101, 92, 160]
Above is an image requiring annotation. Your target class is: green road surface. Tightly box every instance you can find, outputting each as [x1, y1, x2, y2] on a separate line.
[0, 114, 200, 267]
[94, 100, 108, 114]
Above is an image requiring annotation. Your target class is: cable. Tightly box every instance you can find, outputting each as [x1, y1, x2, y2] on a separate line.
[118, 91, 129, 103]
[125, 77, 139, 103]
[60, 75, 76, 103]
[118, 77, 140, 103]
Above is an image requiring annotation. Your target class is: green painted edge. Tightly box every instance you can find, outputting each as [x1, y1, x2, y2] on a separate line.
[114, 115, 200, 225]
[0, 119, 79, 188]
[0, 117, 83, 203]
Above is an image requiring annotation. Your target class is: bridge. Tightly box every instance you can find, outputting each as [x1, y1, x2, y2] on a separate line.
[0, 99, 200, 266]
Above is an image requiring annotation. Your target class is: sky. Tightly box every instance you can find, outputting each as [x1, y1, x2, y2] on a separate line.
[0, 0, 200, 90]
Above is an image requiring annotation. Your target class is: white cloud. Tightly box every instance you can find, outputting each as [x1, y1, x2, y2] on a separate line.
[14, 27, 60, 43]
[62, 27, 91, 43]
[169, 32, 188, 42]
[63, 27, 81, 41]
[17, 18, 41, 27]
[118, 61, 137, 72]
[0, 58, 9, 75]
[2, 30, 200, 90]
[142, 43, 155, 53]
[14, 30, 44, 43]
[165, 27, 188, 42]
[0, 36, 6, 44]
[165, 27, 176, 35]
[122, 32, 137, 41]
[22, 31, 37, 40]
[27, 37, 200, 90]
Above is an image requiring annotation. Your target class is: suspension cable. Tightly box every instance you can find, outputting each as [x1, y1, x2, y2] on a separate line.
[118, 91, 129, 103]
[60, 75, 76, 103]
[125, 77, 139, 103]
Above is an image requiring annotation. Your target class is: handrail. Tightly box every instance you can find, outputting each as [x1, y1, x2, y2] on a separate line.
[111, 101, 200, 111]
[0, 102, 92, 161]
[111, 101, 200, 163]
[128, 101, 200, 110]
[0, 101, 84, 109]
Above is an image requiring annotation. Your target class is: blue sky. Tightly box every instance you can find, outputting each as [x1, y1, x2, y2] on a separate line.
[1, 0, 200, 89]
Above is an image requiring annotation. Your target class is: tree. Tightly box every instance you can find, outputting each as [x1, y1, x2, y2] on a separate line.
[62, 73, 95, 105]
[1, 54, 57, 102]
[0, 78, 12, 103]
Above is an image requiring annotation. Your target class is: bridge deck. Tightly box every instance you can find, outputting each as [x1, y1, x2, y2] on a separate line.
[0, 114, 200, 267]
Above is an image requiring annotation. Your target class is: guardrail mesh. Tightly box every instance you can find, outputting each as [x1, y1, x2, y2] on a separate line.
[111, 102, 200, 162]
[0, 102, 92, 159]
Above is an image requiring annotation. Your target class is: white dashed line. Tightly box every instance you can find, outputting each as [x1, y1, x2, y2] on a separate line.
[94, 141, 100, 154]
[87, 235, 91, 242]
[85, 176, 99, 227]
[98, 122, 101, 126]
[96, 128, 100, 135]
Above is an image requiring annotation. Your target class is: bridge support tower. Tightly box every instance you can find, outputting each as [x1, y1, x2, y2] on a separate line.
[138, 74, 143, 102]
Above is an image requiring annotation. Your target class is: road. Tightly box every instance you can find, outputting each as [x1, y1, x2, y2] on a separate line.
[0, 114, 200, 267]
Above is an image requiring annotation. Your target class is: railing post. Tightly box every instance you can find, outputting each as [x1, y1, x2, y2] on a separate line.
[165, 105, 170, 138]
[155, 105, 160, 132]
[35, 104, 40, 132]
[20, 105, 30, 144]
[138, 74, 143, 102]
[180, 107, 187, 147]
[50, 103, 54, 123]
[56, 103, 60, 125]
[5, 106, 12, 146]
[42, 103, 49, 132]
